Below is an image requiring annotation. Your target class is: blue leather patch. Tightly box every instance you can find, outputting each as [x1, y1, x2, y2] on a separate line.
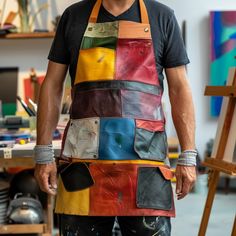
[99, 118, 137, 160]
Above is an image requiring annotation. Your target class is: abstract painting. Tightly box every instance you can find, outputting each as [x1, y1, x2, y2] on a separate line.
[210, 11, 236, 117]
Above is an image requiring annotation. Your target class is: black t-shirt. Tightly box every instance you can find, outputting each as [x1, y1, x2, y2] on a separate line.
[48, 0, 189, 87]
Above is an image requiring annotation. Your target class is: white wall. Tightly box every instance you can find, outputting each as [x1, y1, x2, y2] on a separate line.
[158, 0, 236, 158]
[1, 0, 236, 157]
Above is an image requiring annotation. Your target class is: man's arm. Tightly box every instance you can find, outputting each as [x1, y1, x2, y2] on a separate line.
[36, 61, 68, 144]
[165, 65, 197, 200]
[34, 61, 68, 195]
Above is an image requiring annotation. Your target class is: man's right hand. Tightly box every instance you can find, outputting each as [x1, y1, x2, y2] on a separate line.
[34, 162, 58, 196]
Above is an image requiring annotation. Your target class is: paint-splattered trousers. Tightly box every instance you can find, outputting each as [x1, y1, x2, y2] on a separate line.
[59, 215, 171, 236]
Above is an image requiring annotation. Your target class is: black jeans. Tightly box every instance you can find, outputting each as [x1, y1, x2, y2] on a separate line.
[59, 215, 171, 236]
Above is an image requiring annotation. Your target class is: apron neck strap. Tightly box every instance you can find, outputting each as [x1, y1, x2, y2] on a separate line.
[89, 0, 149, 24]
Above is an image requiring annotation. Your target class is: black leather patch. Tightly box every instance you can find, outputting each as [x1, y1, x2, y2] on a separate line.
[71, 89, 122, 119]
[59, 162, 94, 192]
[136, 167, 172, 210]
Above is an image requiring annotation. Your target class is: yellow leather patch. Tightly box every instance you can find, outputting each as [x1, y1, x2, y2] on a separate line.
[55, 177, 90, 215]
[74, 47, 115, 85]
[68, 159, 165, 166]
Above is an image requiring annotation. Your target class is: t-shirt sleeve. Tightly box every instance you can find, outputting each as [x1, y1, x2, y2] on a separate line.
[48, 9, 70, 65]
[163, 12, 190, 68]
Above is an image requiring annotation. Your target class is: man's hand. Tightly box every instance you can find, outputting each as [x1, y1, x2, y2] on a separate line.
[175, 165, 196, 200]
[34, 162, 57, 196]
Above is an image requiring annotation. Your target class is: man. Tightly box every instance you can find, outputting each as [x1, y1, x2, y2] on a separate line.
[34, 0, 197, 235]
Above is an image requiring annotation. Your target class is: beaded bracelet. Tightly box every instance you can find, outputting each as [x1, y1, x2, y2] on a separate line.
[34, 144, 55, 164]
[177, 150, 197, 166]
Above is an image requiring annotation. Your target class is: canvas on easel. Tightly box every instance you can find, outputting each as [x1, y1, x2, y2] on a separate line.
[211, 68, 236, 165]
[198, 67, 236, 236]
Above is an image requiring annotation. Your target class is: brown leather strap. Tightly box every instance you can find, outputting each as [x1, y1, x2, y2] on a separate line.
[139, 0, 149, 24]
[88, 0, 149, 24]
[89, 0, 102, 23]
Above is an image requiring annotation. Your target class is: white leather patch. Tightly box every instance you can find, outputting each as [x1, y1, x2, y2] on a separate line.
[62, 118, 100, 159]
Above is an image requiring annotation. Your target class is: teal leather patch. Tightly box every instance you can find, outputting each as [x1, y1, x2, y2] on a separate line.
[99, 118, 137, 160]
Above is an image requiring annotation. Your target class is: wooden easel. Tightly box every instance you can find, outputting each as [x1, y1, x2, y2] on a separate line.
[198, 68, 236, 236]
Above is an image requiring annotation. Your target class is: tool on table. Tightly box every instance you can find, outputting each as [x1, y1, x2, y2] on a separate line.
[0, 116, 30, 129]
[16, 96, 35, 116]
[61, 95, 70, 114]
[0, 143, 7, 148]
[28, 98, 38, 113]
[0, 100, 2, 117]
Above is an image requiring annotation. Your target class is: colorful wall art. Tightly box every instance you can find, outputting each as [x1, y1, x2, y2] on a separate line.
[210, 11, 236, 117]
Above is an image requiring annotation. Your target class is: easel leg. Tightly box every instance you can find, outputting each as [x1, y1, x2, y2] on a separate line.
[231, 215, 236, 236]
[198, 171, 220, 236]
[46, 195, 54, 234]
[224, 177, 230, 194]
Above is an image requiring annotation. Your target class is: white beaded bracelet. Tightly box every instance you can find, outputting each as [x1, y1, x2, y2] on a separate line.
[177, 150, 197, 166]
[34, 144, 55, 164]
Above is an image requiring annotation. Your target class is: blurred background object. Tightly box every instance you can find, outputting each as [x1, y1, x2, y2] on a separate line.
[17, 0, 48, 32]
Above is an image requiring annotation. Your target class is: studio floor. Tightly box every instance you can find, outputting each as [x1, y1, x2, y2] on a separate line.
[171, 183, 236, 236]
[111, 175, 236, 236]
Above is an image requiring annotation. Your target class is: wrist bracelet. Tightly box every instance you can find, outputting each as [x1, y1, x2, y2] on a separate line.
[177, 150, 197, 166]
[34, 144, 55, 164]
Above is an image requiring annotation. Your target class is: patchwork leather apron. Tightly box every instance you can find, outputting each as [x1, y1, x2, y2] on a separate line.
[56, 0, 175, 217]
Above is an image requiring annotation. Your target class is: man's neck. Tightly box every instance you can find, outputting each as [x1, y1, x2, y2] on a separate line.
[102, 0, 136, 17]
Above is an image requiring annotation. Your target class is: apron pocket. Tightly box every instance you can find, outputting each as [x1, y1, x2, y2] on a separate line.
[98, 118, 137, 160]
[134, 127, 167, 161]
[59, 162, 94, 192]
[62, 118, 100, 159]
[136, 167, 173, 210]
[75, 47, 115, 85]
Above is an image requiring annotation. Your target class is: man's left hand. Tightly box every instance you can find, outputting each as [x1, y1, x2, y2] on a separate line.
[175, 165, 197, 200]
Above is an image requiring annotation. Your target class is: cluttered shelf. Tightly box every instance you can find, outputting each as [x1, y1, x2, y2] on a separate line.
[0, 32, 55, 39]
[0, 115, 65, 234]
[0, 148, 55, 235]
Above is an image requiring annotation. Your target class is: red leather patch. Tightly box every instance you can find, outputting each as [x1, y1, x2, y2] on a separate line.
[89, 163, 175, 216]
[159, 166, 174, 180]
[136, 120, 165, 132]
[115, 39, 159, 86]
[89, 164, 137, 216]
